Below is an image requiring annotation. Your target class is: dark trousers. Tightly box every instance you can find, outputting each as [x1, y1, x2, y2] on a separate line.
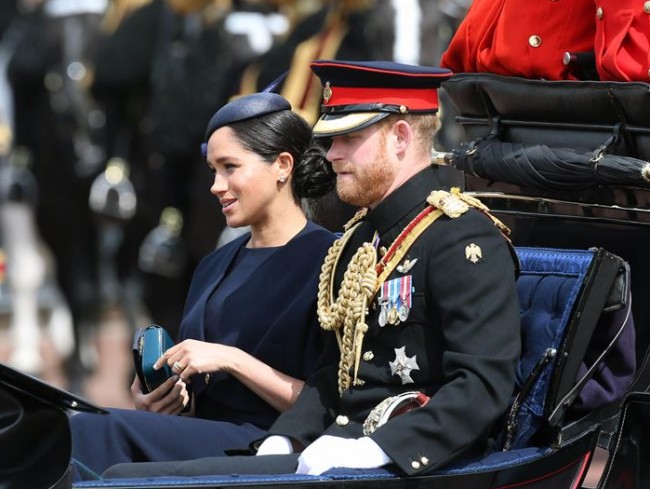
[71, 408, 267, 478]
[103, 454, 301, 479]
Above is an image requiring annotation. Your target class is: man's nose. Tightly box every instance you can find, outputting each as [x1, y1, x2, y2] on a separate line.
[326, 139, 342, 162]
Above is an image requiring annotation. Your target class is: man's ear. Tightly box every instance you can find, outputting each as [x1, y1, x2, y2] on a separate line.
[392, 120, 413, 154]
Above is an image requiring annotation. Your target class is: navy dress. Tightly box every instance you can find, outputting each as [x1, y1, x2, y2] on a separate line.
[70, 222, 335, 478]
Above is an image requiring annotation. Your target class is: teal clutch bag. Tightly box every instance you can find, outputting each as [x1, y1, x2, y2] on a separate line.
[133, 324, 175, 393]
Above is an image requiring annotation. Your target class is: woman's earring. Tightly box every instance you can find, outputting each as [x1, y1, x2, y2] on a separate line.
[279, 175, 287, 183]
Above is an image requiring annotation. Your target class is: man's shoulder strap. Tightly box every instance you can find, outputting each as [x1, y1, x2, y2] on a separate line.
[428, 187, 512, 237]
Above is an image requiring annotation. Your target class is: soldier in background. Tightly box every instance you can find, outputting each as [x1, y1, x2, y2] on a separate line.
[6, 0, 111, 387]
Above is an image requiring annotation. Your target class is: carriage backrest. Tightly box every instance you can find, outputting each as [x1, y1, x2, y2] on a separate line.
[502, 246, 633, 451]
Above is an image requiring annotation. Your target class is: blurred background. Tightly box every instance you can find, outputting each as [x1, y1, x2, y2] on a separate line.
[0, 0, 470, 408]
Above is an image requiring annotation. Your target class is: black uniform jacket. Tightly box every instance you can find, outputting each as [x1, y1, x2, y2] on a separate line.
[268, 166, 521, 476]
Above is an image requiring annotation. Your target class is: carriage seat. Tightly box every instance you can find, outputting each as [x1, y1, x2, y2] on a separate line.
[72, 246, 635, 489]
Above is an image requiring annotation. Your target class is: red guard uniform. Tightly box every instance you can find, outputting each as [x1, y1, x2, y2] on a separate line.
[594, 0, 650, 82]
[440, 0, 595, 81]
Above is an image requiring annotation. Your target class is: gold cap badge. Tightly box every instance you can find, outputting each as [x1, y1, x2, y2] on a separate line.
[323, 82, 333, 103]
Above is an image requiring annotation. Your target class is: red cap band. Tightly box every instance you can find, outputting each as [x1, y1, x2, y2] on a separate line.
[323, 86, 439, 111]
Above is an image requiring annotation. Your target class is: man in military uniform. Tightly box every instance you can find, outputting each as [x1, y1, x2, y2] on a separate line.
[104, 60, 522, 478]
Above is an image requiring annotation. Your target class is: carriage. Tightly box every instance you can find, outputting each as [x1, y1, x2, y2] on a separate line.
[2, 73, 650, 489]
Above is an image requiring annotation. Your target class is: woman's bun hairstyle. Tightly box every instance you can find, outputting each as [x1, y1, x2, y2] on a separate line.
[292, 141, 335, 199]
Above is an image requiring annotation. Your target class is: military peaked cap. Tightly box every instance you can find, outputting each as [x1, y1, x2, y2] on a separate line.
[310, 60, 452, 137]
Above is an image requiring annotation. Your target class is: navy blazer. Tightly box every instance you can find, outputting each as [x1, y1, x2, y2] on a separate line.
[179, 221, 336, 429]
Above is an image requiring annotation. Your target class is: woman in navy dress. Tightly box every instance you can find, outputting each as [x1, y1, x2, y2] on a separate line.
[70, 92, 337, 479]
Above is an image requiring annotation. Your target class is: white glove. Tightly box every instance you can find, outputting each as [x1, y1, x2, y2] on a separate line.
[296, 435, 392, 475]
[256, 435, 294, 456]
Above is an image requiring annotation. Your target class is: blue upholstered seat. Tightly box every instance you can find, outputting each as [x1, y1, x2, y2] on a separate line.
[503, 247, 595, 450]
[73, 246, 630, 489]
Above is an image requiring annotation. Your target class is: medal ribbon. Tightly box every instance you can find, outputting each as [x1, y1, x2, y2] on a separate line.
[389, 278, 400, 309]
[400, 275, 412, 308]
[380, 281, 389, 303]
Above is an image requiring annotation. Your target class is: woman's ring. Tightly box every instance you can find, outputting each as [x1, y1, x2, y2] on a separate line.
[173, 361, 185, 371]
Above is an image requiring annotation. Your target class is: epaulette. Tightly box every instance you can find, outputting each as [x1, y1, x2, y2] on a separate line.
[426, 188, 469, 218]
[427, 187, 511, 237]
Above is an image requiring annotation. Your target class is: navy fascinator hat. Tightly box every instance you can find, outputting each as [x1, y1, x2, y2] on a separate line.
[204, 93, 292, 142]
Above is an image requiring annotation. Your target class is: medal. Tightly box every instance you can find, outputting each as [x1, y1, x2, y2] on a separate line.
[398, 275, 413, 322]
[398, 304, 409, 322]
[389, 346, 420, 384]
[377, 281, 392, 327]
[378, 303, 388, 327]
[389, 279, 400, 324]
[388, 306, 399, 325]
[379, 276, 413, 326]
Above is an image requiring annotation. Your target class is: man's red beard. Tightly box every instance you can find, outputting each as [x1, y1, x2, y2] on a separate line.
[336, 156, 394, 207]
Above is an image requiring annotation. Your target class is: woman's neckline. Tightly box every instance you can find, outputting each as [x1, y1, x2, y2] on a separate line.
[244, 221, 309, 249]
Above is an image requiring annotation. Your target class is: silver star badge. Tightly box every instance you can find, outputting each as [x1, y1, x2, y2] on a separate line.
[389, 346, 419, 384]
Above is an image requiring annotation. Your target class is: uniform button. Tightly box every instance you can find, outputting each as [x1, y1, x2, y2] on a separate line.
[596, 7, 603, 19]
[528, 35, 542, 48]
[363, 351, 374, 361]
[205, 373, 212, 384]
[411, 461, 421, 470]
[336, 415, 349, 426]
[421, 456, 429, 465]
[645, 1, 650, 13]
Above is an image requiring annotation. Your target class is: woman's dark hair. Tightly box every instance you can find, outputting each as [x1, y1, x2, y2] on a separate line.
[229, 110, 335, 200]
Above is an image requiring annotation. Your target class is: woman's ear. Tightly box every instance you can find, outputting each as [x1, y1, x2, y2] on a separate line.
[276, 152, 294, 183]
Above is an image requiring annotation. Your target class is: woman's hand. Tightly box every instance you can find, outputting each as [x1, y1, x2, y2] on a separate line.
[154, 338, 305, 413]
[154, 339, 233, 382]
[131, 375, 190, 415]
